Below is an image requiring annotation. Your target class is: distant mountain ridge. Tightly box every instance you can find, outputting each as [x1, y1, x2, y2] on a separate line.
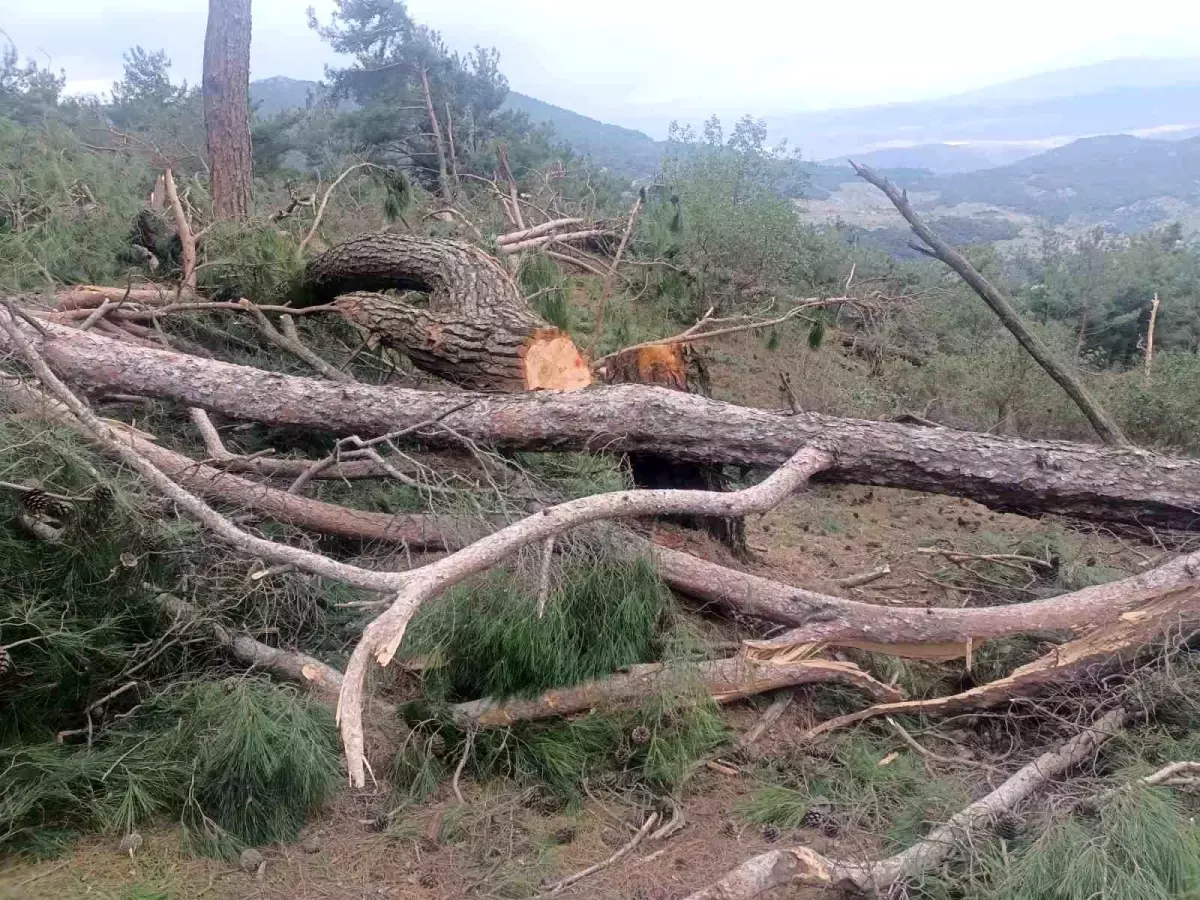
[499, 91, 664, 174]
[249, 59, 1200, 235]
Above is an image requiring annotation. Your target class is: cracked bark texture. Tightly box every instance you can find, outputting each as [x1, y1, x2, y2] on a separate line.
[203, 0, 252, 220]
[304, 233, 590, 391]
[12, 321, 1200, 530]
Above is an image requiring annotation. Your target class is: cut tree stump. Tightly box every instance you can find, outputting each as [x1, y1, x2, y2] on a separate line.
[304, 233, 591, 392]
[603, 343, 747, 555]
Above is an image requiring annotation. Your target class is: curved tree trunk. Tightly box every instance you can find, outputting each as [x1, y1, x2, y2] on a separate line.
[305, 233, 591, 392]
[203, 0, 253, 220]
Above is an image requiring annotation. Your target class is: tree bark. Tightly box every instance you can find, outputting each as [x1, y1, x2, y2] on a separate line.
[304, 233, 591, 391]
[12, 320, 1200, 529]
[605, 343, 747, 554]
[653, 541, 1200, 659]
[800, 586, 1200, 741]
[853, 162, 1129, 446]
[203, 0, 253, 220]
[0, 377, 476, 550]
[449, 655, 901, 729]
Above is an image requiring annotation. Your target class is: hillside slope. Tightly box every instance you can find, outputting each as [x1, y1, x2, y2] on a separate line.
[500, 91, 664, 176]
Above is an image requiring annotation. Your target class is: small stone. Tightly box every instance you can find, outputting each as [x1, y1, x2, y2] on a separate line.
[118, 831, 144, 857]
[239, 848, 264, 873]
[301, 834, 322, 854]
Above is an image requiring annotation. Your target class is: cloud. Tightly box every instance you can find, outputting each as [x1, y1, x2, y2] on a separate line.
[6, 0, 1200, 134]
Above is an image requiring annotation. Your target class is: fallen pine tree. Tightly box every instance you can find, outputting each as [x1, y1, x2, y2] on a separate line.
[7, 329, 1200, 677]
[5, 315, 1200, 530]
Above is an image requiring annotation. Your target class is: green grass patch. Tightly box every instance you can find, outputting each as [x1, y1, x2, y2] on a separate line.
[402, 556, 671, 702]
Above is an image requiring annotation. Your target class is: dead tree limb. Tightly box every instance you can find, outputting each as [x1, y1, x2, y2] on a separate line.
[799, 587, 1200, 741]
[498, 230, 612, 255]
[156, 592, 348, 703]
[10, 320, 1200, 528]
[449, 655, 899, 729]
[303, 233, 591, 391]
[1, 381, 472, 550]
[683, 708, 1128, 899]
[852, 162, 1129, 447]
[653, 541, 1200, 658]
[0, 313, 408, 594]
[419, 66, 452, 202]
[337, 445, 836, 787]
[242, 301, 355, 383]
[162, 168, 197, 290]
[496, 143, 525, 230]
[497, 217, 587, 247]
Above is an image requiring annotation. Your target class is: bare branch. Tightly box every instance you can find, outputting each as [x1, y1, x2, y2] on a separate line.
[852, 161, 1129, 447]
[683, 708, 1128, 899]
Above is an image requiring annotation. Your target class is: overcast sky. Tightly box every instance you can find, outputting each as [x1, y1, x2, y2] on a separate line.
[4, 0, 1200, 135]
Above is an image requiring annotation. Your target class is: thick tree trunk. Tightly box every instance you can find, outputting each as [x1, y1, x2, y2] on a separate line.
[304, 234, 591, 391]
[652, 541, 1200, 658]
[605, 343, 747, 554]
[449, 656, 902, 729]
[203, 0, 253, 220]
[13, 321, 1200, 529]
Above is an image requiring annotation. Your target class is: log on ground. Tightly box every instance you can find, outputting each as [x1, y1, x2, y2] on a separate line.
[303, 233, 591, 391]
[449, 655, 902, 729]
[11, 319, 1200, 530]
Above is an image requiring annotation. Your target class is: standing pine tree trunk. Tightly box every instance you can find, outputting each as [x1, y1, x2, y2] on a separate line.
[203, 0, 253, 220]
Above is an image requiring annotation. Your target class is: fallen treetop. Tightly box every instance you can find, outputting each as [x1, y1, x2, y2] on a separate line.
[13, 318, 1200, 530]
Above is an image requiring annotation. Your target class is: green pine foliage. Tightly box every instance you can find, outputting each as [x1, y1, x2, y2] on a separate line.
[1, 680, 340, 859]
[401, 556, 670, 702]
[742, 734, 969, 849]
[967, 788, 1200, 900]
[518, 252, 571, 329]
[392, 558, 726, 805]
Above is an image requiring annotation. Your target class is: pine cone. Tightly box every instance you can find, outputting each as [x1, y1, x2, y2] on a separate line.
[90, 484, 115, 507]
[803, 796, 834, 828]
[614, 743, 634, 765]
[719, 819, 738, 838]
[21, 489, 73, 522]
[0, 645, 10, 677]
[553, 826, 576, 845]
[761, 824, 782, 843]
[418, 871, 438, 888]
[426, 731, 447, 757]
[630, 725, 652, 746]
[85, 484, 116, 525]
